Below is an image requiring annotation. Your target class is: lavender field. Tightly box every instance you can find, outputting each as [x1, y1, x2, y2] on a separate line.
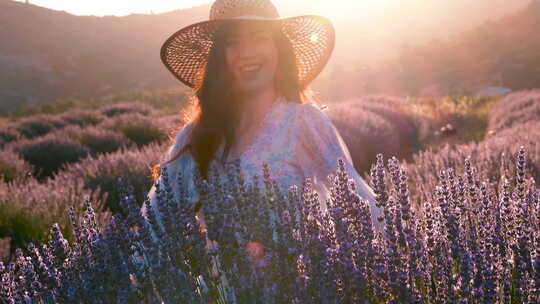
[0, 90, 539, 303]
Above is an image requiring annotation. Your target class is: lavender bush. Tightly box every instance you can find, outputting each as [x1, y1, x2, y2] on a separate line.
[327, 100, 420, 174]
[97, 113, 168, 148]
[100, 101, 155, 118]
[157, 114, 185, 139]
[1, 145, 538, 303]
[50, 125, 134, 156]
[488, 90, 540, 133]
[342, 95, 411, 109]
[5, 134, 90, 181]
[0, 175, 106, 258]
[0, 149, 33, 183]
[52, 141, 167, 213]
[13, 114, 68, 139]
[341, 99, 420, 150]
[404, 121, 540, 206]
[0, 127, 21, 150]
[58, 109, 106, 127]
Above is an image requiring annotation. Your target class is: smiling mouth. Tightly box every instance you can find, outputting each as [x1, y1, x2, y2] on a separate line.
[239, 64, 262, 73]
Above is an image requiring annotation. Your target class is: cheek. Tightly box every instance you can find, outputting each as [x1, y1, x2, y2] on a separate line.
[225, 50, 235, 74]
[262, 46, 278, 74]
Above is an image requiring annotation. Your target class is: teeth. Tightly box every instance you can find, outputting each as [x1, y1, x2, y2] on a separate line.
[241, 65, 260, 72]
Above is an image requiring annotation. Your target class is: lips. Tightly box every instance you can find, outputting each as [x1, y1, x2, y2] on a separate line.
[238, 63, 262, 73]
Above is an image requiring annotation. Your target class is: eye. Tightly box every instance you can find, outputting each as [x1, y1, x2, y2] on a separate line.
[253, 32, 271, 42]
[225, 38, 240, 47]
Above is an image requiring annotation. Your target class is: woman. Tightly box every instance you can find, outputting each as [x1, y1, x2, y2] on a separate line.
[140, 0, 382, 284]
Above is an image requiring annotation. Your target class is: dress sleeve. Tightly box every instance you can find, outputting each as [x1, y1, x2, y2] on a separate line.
[140, 122, 194, 240]
[134, 123, 194, 267]
[294, 103, 383, 232]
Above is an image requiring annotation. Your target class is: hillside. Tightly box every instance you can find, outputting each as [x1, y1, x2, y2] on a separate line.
[322, 0, 540, 100]
[0, 0, 208, 113]
[0, 0, 532, 113]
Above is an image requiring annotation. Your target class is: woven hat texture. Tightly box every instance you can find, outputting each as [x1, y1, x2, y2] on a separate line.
[160, 0, 335, 88]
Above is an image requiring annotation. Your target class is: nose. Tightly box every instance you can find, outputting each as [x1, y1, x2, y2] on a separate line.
[236, 37, 258, 59]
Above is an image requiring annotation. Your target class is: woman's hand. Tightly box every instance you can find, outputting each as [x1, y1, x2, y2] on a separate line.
[245, 241, 271, 269]
[197, 211, 270, 268]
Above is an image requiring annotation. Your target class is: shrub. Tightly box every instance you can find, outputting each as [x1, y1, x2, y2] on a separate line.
[98, 113, 168, 147]
[404, 121, 540, 205]
[1, 147, 538, 303]
[53, 142, 167, 213]
[0, 126, 21, 149]
[348, 95, 410, 109]
[100, 101, 155, 117]
[6, 134, 90, 181]
[350, 100, 420, 150]
[488, 89, 540, 132]
[50, 125, 133, 156]
[0, 149, 33, 183]
[327, 100, 420, 174]
[0, 176, 106, 259]
[0, 237, 9, 261]
[158, 114, 185, 139]
[13, 114, 68, 139]
[58, 109, 105, 127]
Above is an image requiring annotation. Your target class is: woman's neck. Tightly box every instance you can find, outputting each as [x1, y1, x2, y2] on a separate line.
[225, 86, 279, 159]
[237, 86, 279, 133]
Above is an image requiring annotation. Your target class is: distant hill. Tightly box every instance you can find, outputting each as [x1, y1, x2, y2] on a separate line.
[0, 0, 208, 113]
[321, 0, 540, 100]
[0, 0, 532, 113]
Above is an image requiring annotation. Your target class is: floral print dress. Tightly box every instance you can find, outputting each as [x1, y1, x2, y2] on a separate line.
[136, 95, 384, 299]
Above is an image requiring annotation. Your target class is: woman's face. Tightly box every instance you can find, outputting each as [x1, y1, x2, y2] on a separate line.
[224, 21, 279, 94]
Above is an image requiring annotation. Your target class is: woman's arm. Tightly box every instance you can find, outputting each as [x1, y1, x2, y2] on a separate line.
[140, 123, 194, 237]
[294, 103, 384, 233]
[134, 122, 194, 267]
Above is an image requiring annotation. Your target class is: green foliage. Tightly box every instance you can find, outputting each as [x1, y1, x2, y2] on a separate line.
[405, 95, 500, 151]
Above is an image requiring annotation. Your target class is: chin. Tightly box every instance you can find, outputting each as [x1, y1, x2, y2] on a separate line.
[238, 80, 273, 94]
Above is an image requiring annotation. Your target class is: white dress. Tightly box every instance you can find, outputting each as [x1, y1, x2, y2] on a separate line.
[137, 96, 384, 299]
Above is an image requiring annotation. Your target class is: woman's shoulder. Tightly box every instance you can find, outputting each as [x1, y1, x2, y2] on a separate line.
[172, 121, 194, 148]
[162, 121, 195, 164]
[282, 100, 334, 133]
[282, 99, 327, 114]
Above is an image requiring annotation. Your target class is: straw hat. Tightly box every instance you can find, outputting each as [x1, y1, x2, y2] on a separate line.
[160, 0, 335, 88]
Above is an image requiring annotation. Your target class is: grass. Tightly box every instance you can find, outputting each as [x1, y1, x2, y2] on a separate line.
[405, 95, 501, 153]
[0, 204, 56, 250]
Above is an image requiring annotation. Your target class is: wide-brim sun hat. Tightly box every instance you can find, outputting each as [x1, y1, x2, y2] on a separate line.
[160, 0, 335, 88]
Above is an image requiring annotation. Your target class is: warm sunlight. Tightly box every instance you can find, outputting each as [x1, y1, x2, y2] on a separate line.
[278, 0, 399, 20]
[17, 0, 399, 18]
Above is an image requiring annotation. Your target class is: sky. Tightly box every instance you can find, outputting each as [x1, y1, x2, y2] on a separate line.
[16, 0, 212, 15]
[15, 0, 399, 18]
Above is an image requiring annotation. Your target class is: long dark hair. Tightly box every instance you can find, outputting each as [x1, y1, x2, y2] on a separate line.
[152, 21, 314, 182]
